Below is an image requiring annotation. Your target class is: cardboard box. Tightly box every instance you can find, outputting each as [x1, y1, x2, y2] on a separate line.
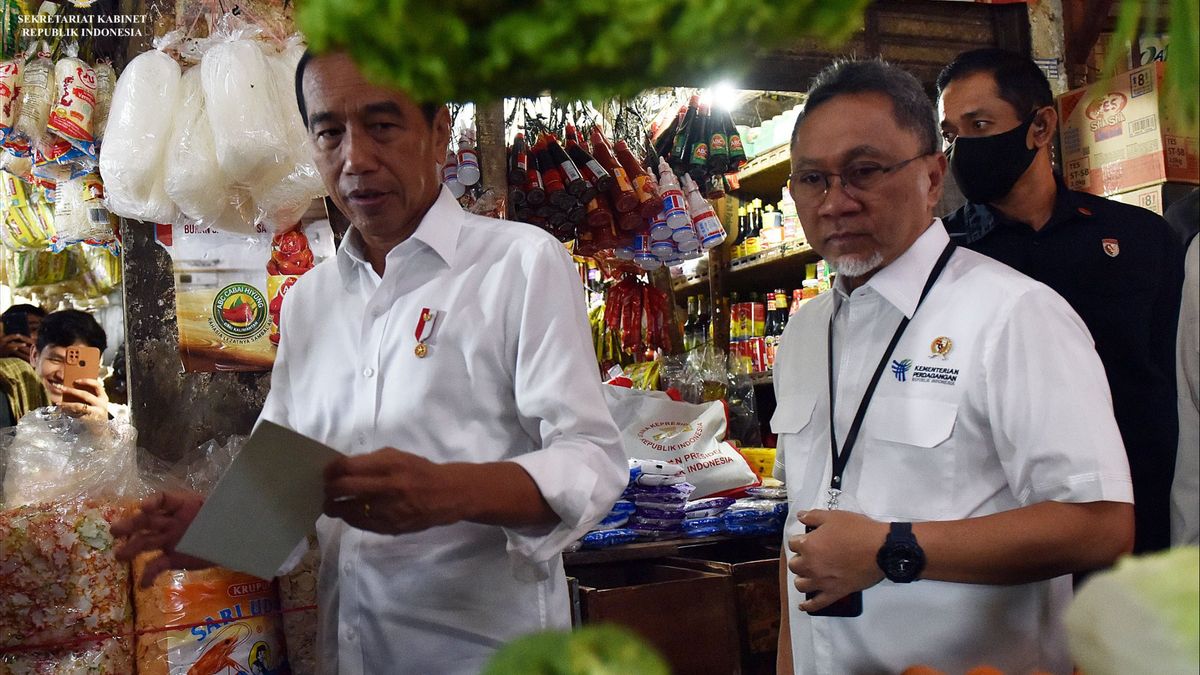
[1058, 62, 1199, 196]
[571, 562, 740, 675]
[1107, 181, 1197, 216]
[667, 540, 782, 675]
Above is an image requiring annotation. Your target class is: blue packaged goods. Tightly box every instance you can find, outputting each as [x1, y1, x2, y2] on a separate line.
[628, 458, 688, 487]
[684, 497, 735, 519]
[745, 486, 788, 500]
[683, 524, 726, 538]
[633, 506, 686, 521]
[609, 500, 637, 517]
[630, 516, 686, 529]
[682, 516, 724, 531]
[591, 512, 632, 531]
[580, 528, 640, 549]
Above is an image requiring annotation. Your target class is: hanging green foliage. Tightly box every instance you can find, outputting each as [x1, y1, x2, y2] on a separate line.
[1106, 0, 1199, 134]
[296, 0, 871, 104]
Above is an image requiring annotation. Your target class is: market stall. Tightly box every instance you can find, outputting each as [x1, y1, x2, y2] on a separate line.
[2, 0, 1196, 674]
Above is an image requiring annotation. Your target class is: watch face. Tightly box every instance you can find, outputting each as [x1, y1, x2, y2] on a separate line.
[885, 544, 924, 581]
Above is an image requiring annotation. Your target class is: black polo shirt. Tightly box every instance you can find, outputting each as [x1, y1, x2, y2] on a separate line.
[945, 176, 1184, 553]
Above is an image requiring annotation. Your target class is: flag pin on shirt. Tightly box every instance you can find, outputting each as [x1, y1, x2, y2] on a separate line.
[414, 308, 437, 358]
[1102, 238, 1120, 257]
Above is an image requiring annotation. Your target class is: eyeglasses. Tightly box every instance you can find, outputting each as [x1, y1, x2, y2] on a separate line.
[788, 153, 932, 207]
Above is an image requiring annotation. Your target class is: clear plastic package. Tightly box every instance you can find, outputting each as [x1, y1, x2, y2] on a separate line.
[91, 60, 116, 143]
[0, 409, 141, 673]
[0, 56, 22, 142]
[47, 53, 98, 158]
[5, 47, 53, 157]
[164, 67, 255, 233]
[98, 36, 182, 224]
[250, 37, 326, 231]
[201, 30, 291, 187]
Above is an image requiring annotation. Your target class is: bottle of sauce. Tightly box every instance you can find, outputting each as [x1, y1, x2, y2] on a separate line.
[590, 128, 640, 213]
[615, 140, 664, 219]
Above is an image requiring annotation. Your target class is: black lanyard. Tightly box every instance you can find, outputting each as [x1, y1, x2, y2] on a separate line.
[823, 242, 956, 509]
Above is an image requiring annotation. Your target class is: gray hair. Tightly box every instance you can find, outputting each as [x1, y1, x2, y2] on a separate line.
[791, 59, 939, 155]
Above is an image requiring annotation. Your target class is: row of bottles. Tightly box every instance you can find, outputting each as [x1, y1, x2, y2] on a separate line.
[679, 260, 833, 370]
[652, 94, 747, 194]
[731, 189, 804, 260]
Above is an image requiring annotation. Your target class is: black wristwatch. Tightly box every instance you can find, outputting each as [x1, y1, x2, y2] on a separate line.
[876, 522, 925, 583]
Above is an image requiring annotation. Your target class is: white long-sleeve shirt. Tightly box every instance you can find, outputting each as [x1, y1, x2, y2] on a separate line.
[260, 187, 626, 674]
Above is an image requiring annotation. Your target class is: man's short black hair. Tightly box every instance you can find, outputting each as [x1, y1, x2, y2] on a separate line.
[791, 59, 940, 156]
[936, 48, 1053, 118]
[294, 50, 442, 128]
[36, 309, 106, 354]
[2, 304, 46, 322]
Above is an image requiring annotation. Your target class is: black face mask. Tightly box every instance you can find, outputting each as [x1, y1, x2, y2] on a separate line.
[948, 114, 1038, 204]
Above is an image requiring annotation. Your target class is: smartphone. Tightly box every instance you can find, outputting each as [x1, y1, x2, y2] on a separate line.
[804, 524, 864, 617]
[3, 312, 29, 337]
[61, 346, 101, 404]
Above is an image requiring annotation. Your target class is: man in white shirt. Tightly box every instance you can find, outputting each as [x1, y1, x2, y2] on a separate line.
[773, 59, 1134, 674]
[114, 52, 627, 674]
[1171, 236, 1199, 545]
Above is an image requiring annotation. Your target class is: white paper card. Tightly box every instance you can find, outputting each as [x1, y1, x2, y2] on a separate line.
[176, 421, 343, 579]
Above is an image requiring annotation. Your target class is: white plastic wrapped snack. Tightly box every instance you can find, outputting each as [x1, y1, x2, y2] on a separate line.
[165, 68, 243, 230]
[5, 50, 53, 157]
[250, 39, 326, 231]
[99, 45, 181, 224]
[202, 36, 290, 186]
[91, 60, 117, 143]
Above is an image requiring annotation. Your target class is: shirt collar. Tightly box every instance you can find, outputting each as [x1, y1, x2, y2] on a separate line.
[834, 219, 950, 319]
[336, 186, 464, 282]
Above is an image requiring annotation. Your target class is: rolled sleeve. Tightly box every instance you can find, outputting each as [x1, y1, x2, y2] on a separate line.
[503, 238, 627, 572]
[985, 287, 1134, 506]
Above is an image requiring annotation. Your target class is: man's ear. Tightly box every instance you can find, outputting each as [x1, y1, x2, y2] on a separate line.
[927, 151, 949, 210]
[1030, 106, 1058, 150]
[27, 345, 37, 368]
[432, 104, 452, 158]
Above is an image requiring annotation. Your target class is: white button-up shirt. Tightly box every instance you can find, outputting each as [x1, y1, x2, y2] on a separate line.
[772, 220, 1133, 675]
[1171, 236, 1199, 545]
[260, 187, 626, 675]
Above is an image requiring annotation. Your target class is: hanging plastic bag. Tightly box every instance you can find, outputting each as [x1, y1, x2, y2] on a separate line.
[201, 25, 291, 187]
[250, 36, 326, 231]
[164, 66, 256, 234]
[91, 60, 117, 144]
[4, 44, 53, 158]
[99, 33, 183, 224]
[47, 47, 98, 159]
[0, 55, 22, 143]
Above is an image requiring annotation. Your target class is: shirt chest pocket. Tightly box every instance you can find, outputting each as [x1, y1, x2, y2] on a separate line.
[856, 396, 959, 521]
[771, 391, 824, 486]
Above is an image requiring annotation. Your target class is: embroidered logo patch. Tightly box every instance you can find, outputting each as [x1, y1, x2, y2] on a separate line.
[891, 359, 913, 382]
[1102, 238, 1120, 257]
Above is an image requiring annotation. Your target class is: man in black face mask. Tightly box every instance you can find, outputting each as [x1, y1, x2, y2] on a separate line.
[938, 48, 1184, 554]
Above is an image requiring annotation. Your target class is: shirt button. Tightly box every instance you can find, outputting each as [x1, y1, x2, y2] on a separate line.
[345, 629, 357, 642]
[343, 562, 351, 574]
[363, 367, 375, 377]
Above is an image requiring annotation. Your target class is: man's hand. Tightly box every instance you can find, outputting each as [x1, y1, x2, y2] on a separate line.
[59, 378, 109, 421]
[112, 491, 215, 588]
[787, 510, 888, 613]
[323, 448, 465, 535]
[0, 333, 33, 360]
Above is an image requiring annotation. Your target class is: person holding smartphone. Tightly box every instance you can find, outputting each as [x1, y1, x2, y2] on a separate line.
[773, 59, 1133, 674]
[29, 309, 110, 421]
[1, 304, 46, 361]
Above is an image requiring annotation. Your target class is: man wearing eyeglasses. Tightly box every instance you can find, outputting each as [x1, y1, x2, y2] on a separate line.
[938, 48, 1183, 554]
[773, 59, 1133, 674]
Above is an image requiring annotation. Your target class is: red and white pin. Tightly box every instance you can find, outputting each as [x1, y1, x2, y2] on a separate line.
[1102, 238, 1120, 257]
[414, 308, 438, 358]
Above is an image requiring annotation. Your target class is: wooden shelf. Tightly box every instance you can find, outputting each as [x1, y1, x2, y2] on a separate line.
[733, 144, 791, 199]
[564, 534, 778, 566]
[671, 242, 821, 300]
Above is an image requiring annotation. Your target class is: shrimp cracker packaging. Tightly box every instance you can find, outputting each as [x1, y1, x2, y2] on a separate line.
[47, 56, 98, 158]
[0, 57, 22, 143]
[134, 560, 291, 675]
